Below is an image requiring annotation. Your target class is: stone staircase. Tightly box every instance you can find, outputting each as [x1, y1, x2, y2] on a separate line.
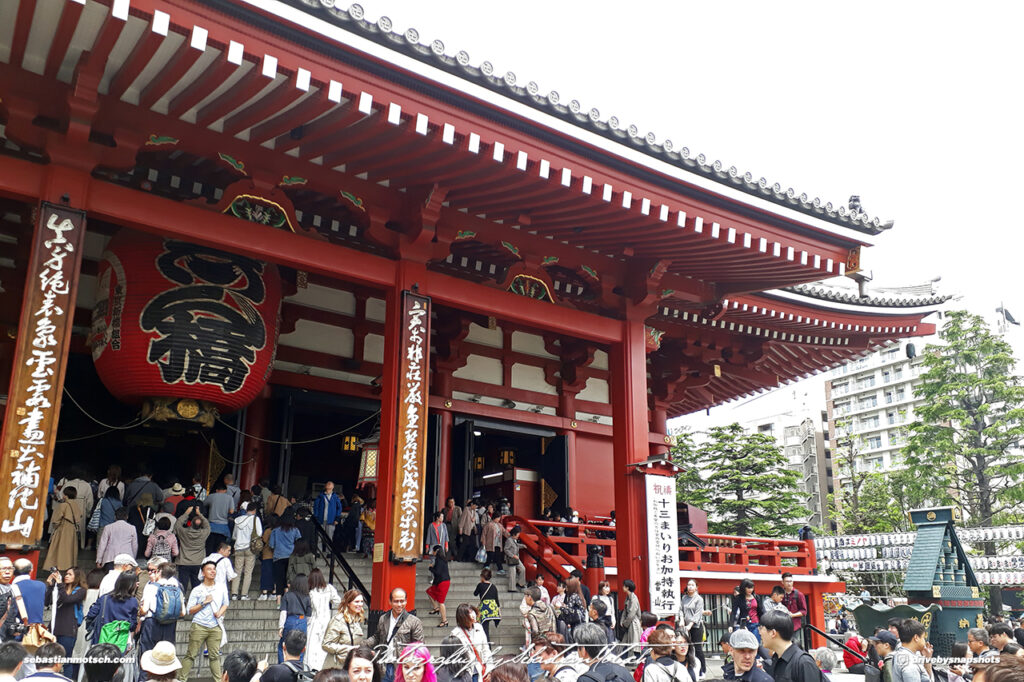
[62, 548, 528, 674]
[336, 554, 529, 654]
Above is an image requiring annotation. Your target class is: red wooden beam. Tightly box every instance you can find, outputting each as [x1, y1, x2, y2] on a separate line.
[7, 1, 37, 70]
[276, 105, 365, 156]
[423, 269, 621, 344]
[195, 64, 276, 129]
[137, 35, 207, 110]
[222, 77, 305, 138]
[43, 1, 85, 80]
[167, 57, 242, 119]
[85, 179, 396, 288]
[269, 369, 379, 401]
[0, 157, 46, 203]
[248, 91, 336, 146]
[107, 22, 166, 101]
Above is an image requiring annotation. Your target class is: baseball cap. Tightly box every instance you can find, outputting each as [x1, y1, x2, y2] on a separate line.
[870, 631, 899, 647]
[730, 629, 760, 650]
[113, 554, 138, 567]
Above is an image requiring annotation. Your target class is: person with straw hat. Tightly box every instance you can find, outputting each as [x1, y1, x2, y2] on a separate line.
[140, 641, 182, 682]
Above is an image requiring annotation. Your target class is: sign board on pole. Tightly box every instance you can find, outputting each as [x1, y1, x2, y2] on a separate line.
[389, 292, 431, 562]
[646, 474, 680, 616]
[0, 203, 87, 545]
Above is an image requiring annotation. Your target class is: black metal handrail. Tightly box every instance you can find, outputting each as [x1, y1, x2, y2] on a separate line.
[313, 521, 370, 602]
[808, 623, 870, 663]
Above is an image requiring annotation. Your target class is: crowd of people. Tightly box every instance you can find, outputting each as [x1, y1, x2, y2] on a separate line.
[12, 471, 1024, 682]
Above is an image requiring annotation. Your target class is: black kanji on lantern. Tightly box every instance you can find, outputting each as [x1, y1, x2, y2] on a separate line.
[141, 241, 268, 393]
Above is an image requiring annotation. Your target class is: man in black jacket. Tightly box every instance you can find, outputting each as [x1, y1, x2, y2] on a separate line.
[759, 610, 823, 682]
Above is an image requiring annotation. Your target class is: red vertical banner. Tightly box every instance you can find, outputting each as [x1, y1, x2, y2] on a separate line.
[0, 203, 87, 546]
[389, 292, 431, 562]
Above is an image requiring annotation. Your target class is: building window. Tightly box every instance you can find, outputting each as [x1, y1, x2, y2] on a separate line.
[858, 395, 878, 409]
[857, 376, 876, 390]
[882, 370, 891, 383]
[834, 383, 849, 396]
[758, 423, 774, 434]
[860, 416, 879, 430]
[893, 368, 904, 380]
[864, 436, 882, 450]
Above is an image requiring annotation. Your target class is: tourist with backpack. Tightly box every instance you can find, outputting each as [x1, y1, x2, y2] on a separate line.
[278, 574, 312, 664]
[43, 568, 86, 682]
[263, 630, 313, 682]
[231, 503, 263, 600]
[145, 518, 179, 564]
[178, 560, 230, 681]
[138, 562, 184, 665]
[85, 572, 138, 650]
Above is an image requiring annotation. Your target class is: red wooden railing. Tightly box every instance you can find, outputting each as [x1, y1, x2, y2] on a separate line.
[508, 516, 816, 586]
[680, 534, 816, 574]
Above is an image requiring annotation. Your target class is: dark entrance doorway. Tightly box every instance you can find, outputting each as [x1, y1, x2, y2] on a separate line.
[449, 417, 564, 519]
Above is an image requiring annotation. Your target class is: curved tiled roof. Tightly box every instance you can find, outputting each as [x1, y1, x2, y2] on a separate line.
[279, 1, 894, 236]
[783, 283, 952, 308]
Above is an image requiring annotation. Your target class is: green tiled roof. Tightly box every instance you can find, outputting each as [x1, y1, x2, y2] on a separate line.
[904, 525, 947, 592]
[904, 521, 979, 593]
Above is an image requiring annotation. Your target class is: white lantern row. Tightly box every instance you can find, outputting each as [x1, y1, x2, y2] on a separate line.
[825, 557, 1024, 575]
[814, 526, 1024, 550]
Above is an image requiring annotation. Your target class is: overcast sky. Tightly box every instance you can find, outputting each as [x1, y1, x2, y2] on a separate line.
[357, 1, 1024, 408]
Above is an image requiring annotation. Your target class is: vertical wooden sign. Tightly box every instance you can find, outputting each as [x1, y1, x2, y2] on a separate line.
[0, 203, 86, 545]
[389, 292, 431, 562]
[646, 474, 680, 616]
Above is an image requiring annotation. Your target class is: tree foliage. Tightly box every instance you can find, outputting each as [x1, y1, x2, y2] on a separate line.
[903, 311, 1024, 526]
[903, 310, 1024, 611]
[830, 417, 920, 533]
[674, 423, 809, 537]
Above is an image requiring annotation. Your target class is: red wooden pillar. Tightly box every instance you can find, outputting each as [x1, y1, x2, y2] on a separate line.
[807, 583, 827, 649]
[369, 260, 427, 615]
[435, 409, 453, 506]
[611, 313, 651, 606]
[650, 403, 670, 457]
[239, 386, 271, 490]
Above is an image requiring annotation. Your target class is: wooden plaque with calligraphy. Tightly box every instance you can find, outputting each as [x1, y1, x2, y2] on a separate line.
[389, 292, 431, 562]
[0, 203, 86, 546]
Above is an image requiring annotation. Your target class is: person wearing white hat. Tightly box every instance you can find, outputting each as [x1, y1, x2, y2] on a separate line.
[140, 640, 182, 682]
[98, 554, 138, 598]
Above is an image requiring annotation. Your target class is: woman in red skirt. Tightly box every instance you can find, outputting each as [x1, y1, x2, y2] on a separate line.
[426, 544, 451, 627]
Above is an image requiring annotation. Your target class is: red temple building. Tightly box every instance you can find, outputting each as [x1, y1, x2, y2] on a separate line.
[0, 0, 946, 644]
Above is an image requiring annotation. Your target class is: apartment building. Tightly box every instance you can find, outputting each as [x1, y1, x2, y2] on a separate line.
[824, 339, 932, 483]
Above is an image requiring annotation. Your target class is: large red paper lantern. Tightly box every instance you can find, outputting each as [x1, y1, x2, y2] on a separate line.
[90, 230, 281, 418]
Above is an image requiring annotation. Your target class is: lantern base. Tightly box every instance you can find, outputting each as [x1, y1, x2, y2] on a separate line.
[142, 397, 217, 428]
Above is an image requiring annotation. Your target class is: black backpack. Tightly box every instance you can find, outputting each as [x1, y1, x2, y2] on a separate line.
[580, 662, 634, 682]
[282, 661, 315, 682]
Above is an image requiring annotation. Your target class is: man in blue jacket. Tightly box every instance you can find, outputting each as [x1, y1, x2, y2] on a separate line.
[313, 481, 342, 548]
[9, 559, 46, 674]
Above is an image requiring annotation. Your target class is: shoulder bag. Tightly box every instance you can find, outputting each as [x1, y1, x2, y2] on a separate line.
[12, 584, 56, 653]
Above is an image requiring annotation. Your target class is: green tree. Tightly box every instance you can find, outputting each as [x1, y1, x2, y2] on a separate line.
[674, 423, 809, 537]
[830, 473, 905, 533]
[830, 416, 913, 533]
[903, 310, 1024, 612]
